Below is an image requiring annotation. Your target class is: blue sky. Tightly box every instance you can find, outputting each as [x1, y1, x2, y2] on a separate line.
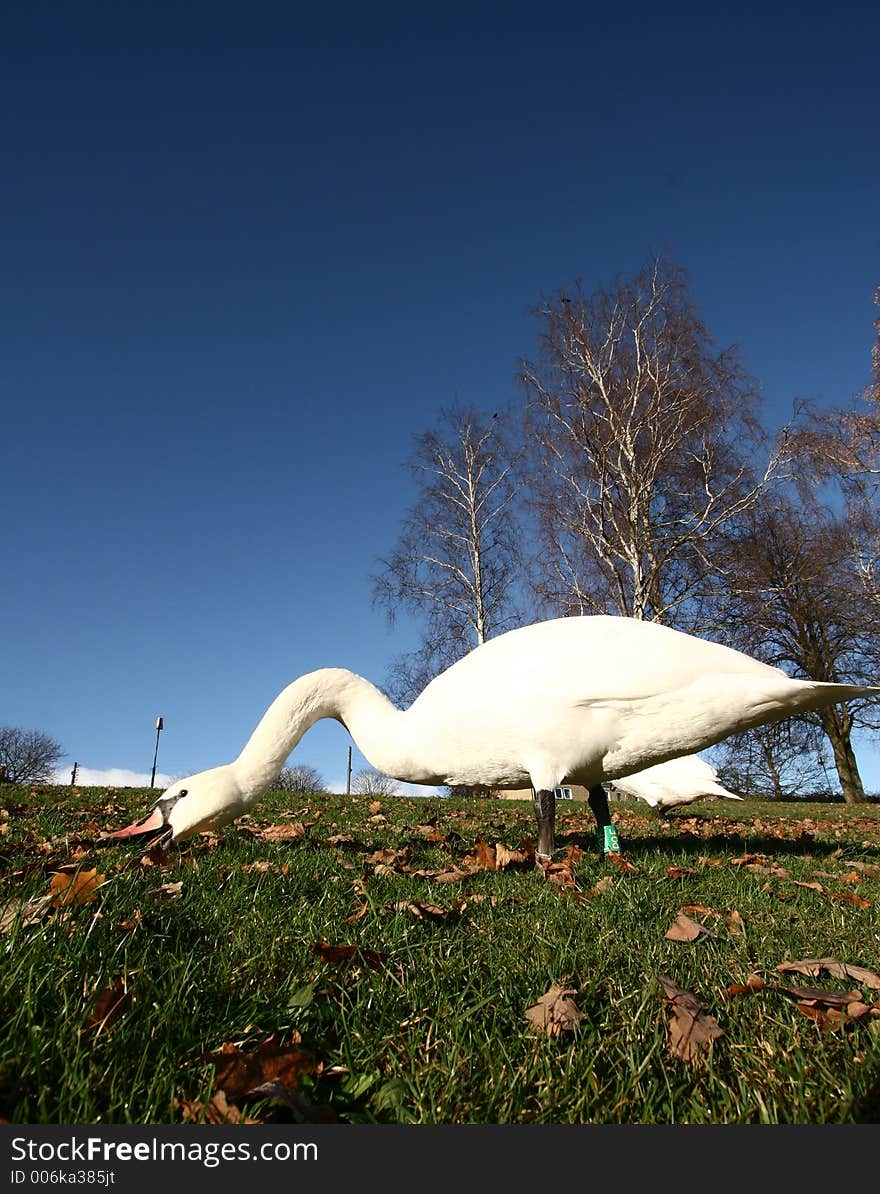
[3, 3, 879, 795]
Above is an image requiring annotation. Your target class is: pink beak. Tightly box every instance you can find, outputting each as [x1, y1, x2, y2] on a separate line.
[101, 807, 167, 841]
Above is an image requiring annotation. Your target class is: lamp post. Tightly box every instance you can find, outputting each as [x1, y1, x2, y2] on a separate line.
[150, 716, 164, 789]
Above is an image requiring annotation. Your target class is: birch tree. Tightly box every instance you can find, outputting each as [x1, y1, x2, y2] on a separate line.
[522, 257, 782, 631]
[373, 406, 524, 704]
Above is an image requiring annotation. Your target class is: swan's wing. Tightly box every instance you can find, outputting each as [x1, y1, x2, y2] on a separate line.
[412, 616, 786, 712]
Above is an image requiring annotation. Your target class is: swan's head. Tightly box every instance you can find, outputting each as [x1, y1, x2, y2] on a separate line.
[101, 765, 245, 843]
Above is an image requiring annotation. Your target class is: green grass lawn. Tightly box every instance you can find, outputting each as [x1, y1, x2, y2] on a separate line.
[1, 784, 879, 1124]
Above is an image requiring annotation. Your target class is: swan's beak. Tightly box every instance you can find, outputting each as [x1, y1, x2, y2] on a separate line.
[100, 806, 168, 842]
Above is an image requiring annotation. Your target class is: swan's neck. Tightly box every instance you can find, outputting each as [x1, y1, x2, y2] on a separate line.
[232, 669, 405, 797]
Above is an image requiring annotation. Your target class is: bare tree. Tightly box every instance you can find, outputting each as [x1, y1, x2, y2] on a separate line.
[712, 721, 831, 801]
[522, 257, 782, 631]
[373, 406, 524, 704]
[719, 491, 880, 803]
[789, 285, 880, 610]
[0, 726, 65, 784]
[273, 764, 326, 793]
[350, 767, 402, 797]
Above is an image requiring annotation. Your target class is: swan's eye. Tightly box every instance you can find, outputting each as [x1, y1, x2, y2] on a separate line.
[177, 789, 188, 799]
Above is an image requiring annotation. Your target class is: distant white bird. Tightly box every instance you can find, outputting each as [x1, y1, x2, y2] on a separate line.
[102, 615, 878, 862]
[608, 754, 743, 811]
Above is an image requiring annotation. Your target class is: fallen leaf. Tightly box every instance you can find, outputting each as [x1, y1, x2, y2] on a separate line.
[257, 822, 307, 842]
[776, 958, 880, 990]
[847, 861, 880, 879]
[658, 975, 723, 1062]
[203, 1035, 320, 1101]
[665, 913, 713, 942]
[412, 827, 446, 843]
[49, 869, 105, 908]
[830, 891, 872, 909]
[541, 857, 579, 888]
[368, 801, 383, 814]
[409, 865, 474, 883]
[250, 1079, 337, 1123]
[524, 984, 582, 1037]
[680, 903, 721, 919]
[588, 875, 614, 897]
[0, 894, 54, 934]
[86, 980, 129, 1034]
[793, 880, 825, 893]
[724, 973, 765, 997]
[465, 841, 497, 872]
[665, 866, 698, 879]
[606, 852, 638, 874]
[393, 901, 452, 921]
[726, 910, 745, 934]
[312, 941, 388, 969]
[177, 1089, 261, 1124]
[149, 881, 183, 899]
[494, 842, 533, 870]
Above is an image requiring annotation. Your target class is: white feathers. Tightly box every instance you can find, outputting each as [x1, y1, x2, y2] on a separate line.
[609, 754, 743, 810]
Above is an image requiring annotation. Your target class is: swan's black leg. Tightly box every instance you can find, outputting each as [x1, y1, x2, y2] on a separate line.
[588, 785, 621, 855]
[532, 788, 556, 861]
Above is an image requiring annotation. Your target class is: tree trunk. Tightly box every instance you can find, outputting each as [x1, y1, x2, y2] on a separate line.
[817, 707, 867, 803]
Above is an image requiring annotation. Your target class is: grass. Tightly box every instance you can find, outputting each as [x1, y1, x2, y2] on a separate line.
[1, 783, 879, 1124]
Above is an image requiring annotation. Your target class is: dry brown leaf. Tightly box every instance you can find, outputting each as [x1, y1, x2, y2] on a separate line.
[776, 958, 880, 990]
[49, 869, 105, 908]
[524, 984, 582, 1037]
[325, 833, 356, 846]
[665, 866, 698, 879]
[606, 852, 638, 874]
[249, 1080, 338, 1123]
[793, 880, 825, 893]
[665, 913, 712, 942]
[409, 865, 473, 883]
[178, 1089, 261, 1124]
[680, 903, 721, 919]
[658, 975, 723, 1062]
[830, 891, 872, 909]
[86, 979, 129, 1034]
[257, 822, 307, 842]
[393, 900, 450, 921]
[203, 1035, 320, 1101]
[847, 861, 880, 879]
[0, 894, 53, 934]
[312, 940, 388, 969]
[465, 841, 497, 872]
[723, 973, 765, 997]
[411, 824, 446, 842]
[149, 881, 183, 899]
[494, 842, 533, 870]
[726, 909, 745, 934]
[588, 875, 614, 897]
[368, 801, 383, 814]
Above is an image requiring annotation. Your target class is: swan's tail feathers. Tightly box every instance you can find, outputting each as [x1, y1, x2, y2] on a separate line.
[801, 680, 880, 710]
[704, 783, 743, 801]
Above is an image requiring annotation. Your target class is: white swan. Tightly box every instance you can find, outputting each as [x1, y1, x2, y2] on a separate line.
[103, 615, 878, 859]
[608, 753, 743, 811]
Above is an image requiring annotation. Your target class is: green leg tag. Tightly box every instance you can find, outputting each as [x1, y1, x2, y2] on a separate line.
[599, 824, 620, 855]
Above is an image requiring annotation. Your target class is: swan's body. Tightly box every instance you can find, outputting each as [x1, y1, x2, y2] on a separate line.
[608, 753, 743, 810]
[104, 615, 879, 857]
